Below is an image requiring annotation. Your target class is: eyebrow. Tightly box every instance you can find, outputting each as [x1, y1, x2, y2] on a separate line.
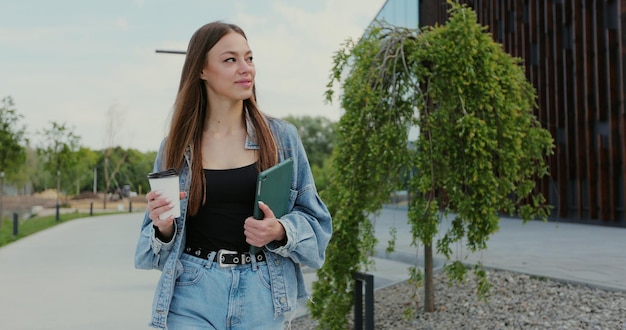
[219, 50, 253, 57]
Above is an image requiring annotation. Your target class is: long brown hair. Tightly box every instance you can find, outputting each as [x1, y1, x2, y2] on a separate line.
[163, 21, 278, 216]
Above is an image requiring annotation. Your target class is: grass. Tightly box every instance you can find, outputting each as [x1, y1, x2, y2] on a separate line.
[0, 210, 130, 248]
[530, 274, 548, 281]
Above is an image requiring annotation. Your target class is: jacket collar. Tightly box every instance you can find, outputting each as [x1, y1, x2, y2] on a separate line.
[244, 109, 262, 150]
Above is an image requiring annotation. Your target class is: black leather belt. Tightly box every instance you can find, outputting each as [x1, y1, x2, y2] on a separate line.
[184, 246, 266, 267]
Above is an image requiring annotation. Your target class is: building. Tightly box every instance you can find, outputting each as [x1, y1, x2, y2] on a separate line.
[372, 0, 626, 227]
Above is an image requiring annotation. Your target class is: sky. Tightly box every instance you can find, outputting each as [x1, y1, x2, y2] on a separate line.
[1, 0, 386, 152]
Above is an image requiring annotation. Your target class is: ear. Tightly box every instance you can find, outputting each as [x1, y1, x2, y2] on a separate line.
[200, 68, 208, 81]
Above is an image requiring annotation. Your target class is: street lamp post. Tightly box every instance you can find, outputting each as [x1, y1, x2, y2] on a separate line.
[155, 49, 186, 54]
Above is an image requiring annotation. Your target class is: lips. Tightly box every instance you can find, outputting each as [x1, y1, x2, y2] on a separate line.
[236, 79, 253, 88]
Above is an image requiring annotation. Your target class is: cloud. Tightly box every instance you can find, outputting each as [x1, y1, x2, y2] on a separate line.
[235, 0, 382, 121]
[113, 17, 130, 30]
[1, 0, 385, 152]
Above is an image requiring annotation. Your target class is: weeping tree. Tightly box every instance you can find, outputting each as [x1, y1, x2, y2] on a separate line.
[311, 2, 554, 328]
[309, 18, 417, 329]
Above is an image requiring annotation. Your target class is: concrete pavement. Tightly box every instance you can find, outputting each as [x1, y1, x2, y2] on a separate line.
[0, 214, 160, 329]
[372, 207, 626, 292]
[1, 208, 624, 329]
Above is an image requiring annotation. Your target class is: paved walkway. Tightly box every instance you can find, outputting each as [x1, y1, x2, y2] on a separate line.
[0, 214, 160, 329]
[372, 207, 626, 292]
[0, 209, 624, 329]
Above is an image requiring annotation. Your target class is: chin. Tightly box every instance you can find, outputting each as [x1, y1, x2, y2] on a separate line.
[239, 91, 254, 100]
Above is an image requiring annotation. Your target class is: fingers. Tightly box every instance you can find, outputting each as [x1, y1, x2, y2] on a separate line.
[145, 190, 161, 202]
[147, 191, 174, 222]
[244, 221, 266, 247]
[243, 214, 285, 247]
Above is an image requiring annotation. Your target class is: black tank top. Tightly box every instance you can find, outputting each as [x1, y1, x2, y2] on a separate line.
[185, 163, 258, 252]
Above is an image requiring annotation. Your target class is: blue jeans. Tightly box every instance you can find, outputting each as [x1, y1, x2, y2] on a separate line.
[167, 252, 285, 330]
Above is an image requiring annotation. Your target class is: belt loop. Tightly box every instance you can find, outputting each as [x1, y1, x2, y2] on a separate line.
[206, 251, 218, 269]
[250, 250, 260, 271]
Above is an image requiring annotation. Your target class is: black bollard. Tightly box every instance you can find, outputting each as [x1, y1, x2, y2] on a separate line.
[353, 272, 374, 330]
[90, 202, 93, 216]
[13, 212, 18, 236]
[129, 200, 133, 213]
[55, 203, 60, 222]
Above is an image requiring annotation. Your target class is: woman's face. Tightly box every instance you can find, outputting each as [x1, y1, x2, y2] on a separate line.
[201, 31, 255, 103]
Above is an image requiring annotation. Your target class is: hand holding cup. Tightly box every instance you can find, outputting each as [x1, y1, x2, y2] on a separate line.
[147, 169, 183, 240]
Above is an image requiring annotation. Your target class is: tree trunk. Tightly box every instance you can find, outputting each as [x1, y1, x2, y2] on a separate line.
[103, 185, 108, 210]
[424, 243, 435, 312]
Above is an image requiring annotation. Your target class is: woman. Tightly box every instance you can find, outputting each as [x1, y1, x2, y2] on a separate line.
[134, 21, 332, 329]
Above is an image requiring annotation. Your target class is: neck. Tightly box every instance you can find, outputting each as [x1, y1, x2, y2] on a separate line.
[205, 101, 245, 133]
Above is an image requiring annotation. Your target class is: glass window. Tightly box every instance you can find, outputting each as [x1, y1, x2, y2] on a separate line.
[374, 0, 419, 28]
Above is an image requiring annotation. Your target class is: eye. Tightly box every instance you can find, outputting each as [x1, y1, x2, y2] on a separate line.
[225, 58, 236, 63]
[247, 56, 254, 63]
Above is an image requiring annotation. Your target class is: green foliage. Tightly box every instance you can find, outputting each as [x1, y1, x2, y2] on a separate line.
[37, 121, 82, 196]
[386, 226, 397, 254]
[0, 96, 27, 179]
[23, 143, 155, 197]
[0, 96, 28, 226]
[444, 262, 491, 301]
[27, 147, 48, 192]
[310, 24, 417, 329]
[473, 264, 492, 299]
[282, 115, 336, 169]
[401, 265, 423, 319]
[530, 274, 548, 281]
[0, 98, 157, 203]
[311, 157, 332, 194]
[99, 147, 155, 195]
[311, 1, 554, 326]
[409, 1, 553, 267]
[408, 0, 553, 306]
[444, 261, 469, 286]
[282, 115, 336, 193]
[120, 148, 155, 195]
[68, 147, 99, 195]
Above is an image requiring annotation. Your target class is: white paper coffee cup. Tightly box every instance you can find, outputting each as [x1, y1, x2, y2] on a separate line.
[147, 169, 181, 220]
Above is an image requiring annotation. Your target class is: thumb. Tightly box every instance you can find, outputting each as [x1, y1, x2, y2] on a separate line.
[257, 201, 275, 219]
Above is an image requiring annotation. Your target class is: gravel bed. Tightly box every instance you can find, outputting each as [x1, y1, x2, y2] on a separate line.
[288, 269, 626, 329]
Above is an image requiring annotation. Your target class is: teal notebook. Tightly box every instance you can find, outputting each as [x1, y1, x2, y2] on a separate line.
[250, 158, 294, 254]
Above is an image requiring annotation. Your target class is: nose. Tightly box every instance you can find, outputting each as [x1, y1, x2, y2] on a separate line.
[238, 59, 253, 74]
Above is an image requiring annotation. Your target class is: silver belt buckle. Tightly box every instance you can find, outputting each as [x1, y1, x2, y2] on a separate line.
[217, 249, 239, 268]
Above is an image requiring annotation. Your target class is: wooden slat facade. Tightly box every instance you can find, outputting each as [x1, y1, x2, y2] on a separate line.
[419, 0, 626, 226]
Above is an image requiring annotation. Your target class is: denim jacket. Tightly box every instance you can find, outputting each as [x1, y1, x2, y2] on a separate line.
[134, 116, 332, 329]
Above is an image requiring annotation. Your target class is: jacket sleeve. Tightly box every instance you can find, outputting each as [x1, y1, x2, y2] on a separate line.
[265, 123, 332, 269]
[134, 141, 178, 271]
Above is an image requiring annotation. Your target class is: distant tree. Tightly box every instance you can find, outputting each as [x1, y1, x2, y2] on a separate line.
[70, 147, 99, 195]
[37, 121, 81, 204]
[0, 96, 27, 224]
[102, 104, 128, 208]
[112, 148, 155, 196]
[20, 147, 41, 193]
[29, 145, 155, 199]
[282, 115, 336, 193]
[100, 146, 127, 204]
[282, 115, 336, 169]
